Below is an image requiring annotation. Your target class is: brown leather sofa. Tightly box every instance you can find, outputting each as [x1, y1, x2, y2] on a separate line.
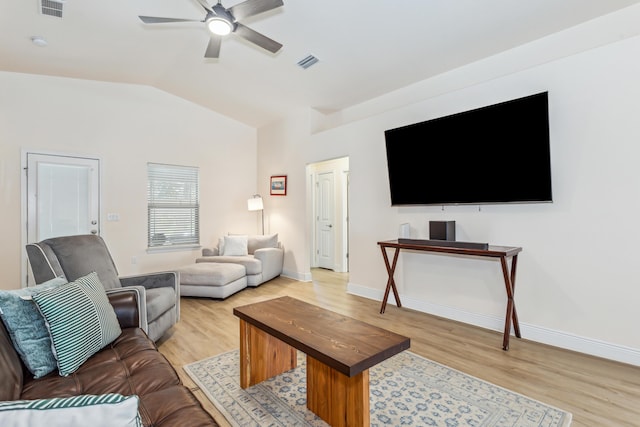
[0, 289, 218, 426]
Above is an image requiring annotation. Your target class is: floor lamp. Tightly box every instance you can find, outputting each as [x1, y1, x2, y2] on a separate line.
[247, 194, 264, 235]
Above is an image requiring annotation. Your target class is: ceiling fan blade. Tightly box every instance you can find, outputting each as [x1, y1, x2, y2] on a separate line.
[234, 22, 282, 54]
[194, 0, 213, 12]
[139, 16, 201, 24]
[204, 34, 222, 58]
[228, 0, 283, 21]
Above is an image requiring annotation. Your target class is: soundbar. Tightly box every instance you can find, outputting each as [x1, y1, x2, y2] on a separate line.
[398, 238, 489, 250]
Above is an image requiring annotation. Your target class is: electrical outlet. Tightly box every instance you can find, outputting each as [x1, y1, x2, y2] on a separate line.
[131, 256, 137, 265]
[107, 213, 120, 221]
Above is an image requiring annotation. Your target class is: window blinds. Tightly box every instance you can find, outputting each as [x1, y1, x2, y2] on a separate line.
[147, 163, 200, 248]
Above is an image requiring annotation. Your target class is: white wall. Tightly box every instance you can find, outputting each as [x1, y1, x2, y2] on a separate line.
[257, 109, 313, 280]
[0, 72, 258, 289]
[259, 11, 640, 365]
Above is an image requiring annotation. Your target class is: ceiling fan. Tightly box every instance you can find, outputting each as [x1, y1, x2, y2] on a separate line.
[138, 0, 284, 59]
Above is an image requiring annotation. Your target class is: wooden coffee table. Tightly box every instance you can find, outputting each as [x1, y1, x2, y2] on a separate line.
[233, 296, 410, 427]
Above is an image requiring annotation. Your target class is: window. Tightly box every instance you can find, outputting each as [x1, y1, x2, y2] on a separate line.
[147, 163, 199, 249]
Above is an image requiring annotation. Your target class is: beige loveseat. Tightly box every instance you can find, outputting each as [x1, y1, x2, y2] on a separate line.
[196, 234, 284, 287]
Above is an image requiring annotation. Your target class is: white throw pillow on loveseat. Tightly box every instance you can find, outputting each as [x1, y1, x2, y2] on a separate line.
[221, 235, 249, 256]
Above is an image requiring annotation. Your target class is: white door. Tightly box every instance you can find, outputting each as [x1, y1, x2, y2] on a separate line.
[25, 153, 100, 283]
[316, 171, 335, 269]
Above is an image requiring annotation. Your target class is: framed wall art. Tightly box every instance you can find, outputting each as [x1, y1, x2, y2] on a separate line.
[270, 175, 287, 196]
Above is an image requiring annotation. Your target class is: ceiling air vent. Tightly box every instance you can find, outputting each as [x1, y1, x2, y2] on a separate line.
[297, 55, 319, 70]
[40, 0, 64, 18]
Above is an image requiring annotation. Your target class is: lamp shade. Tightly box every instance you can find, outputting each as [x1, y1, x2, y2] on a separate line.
[247, 195, 264, 211]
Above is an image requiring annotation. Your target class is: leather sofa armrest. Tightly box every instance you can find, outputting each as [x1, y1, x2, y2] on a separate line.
[120, 272, 179, 323]
[107, 287, 148, 331]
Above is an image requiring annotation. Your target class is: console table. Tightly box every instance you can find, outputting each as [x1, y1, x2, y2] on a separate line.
[377, 239, 522, 350]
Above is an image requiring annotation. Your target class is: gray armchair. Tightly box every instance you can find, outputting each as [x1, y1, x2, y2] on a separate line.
[25, 234, 179, 342]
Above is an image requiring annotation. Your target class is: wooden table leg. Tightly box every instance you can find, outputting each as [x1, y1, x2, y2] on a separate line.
[500, 254, 521, 350]
[306, 355, 370, 427]
[239, 319, 297, 388]
[509, 255, 521, 338]
[380, 246, 402, 314]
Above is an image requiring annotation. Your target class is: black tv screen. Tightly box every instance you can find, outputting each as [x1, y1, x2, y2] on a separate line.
[384, 92, 552, 206]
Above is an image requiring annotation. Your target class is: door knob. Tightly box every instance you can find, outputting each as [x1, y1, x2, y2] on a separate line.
[91, 229, 98, 234]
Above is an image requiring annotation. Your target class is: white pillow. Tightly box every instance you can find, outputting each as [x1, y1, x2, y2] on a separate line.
[0, 394, 141, 427]
[222, 235, 248, 256]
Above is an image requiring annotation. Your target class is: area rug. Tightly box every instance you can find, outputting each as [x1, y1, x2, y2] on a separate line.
[184, 349, 572, 427]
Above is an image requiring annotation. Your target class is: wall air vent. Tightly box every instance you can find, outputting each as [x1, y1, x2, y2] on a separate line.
[40, 0, 64, 18]
[297, 55, 319, 70]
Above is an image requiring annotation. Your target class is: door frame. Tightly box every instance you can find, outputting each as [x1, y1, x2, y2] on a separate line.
[20, 149, 102, 287]
[307, 156, 349, 273]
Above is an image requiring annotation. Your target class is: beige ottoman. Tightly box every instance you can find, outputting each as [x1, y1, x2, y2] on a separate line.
[178, 263, 247, 299]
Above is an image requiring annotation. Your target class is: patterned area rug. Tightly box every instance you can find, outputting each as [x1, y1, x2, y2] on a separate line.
[184, 350, 572, 427]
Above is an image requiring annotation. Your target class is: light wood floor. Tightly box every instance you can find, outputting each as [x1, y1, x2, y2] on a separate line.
[158, 269, 640, 427]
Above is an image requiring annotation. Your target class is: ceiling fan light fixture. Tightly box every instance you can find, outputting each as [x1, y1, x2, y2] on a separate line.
[207, 16, 233, 35]
[139, 0, 284, 58]
[31, 36, 48, 47]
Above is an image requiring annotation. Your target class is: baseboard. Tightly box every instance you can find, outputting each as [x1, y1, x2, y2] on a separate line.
[347, 282, 640, 367]
[281, 269, 312, 282]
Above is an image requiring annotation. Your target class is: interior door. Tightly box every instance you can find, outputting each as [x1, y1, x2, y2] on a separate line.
[315, 171, 335, 270]
[25, 153, 100, 283]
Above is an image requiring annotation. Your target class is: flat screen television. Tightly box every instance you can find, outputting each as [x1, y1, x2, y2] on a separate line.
[384, 92, 552, 206]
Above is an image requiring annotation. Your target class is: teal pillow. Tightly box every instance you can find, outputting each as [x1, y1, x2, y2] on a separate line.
[32, 272, 122, 377]
[0, 277, 67, 378]
[0, 393, 142, 427]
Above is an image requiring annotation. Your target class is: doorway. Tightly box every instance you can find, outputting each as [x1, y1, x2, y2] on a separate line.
[307, 157, 349, 273]
[22, 151, 101, 285]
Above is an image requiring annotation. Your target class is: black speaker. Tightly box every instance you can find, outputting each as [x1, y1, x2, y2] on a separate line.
[429, 221, 456, 241]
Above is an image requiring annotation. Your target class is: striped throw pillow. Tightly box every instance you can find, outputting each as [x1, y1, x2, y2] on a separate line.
[0, 393, 141, 427]
[32, 272, 122, 376]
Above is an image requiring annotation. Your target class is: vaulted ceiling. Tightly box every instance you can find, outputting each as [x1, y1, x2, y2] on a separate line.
[1, 0, 639, 127]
